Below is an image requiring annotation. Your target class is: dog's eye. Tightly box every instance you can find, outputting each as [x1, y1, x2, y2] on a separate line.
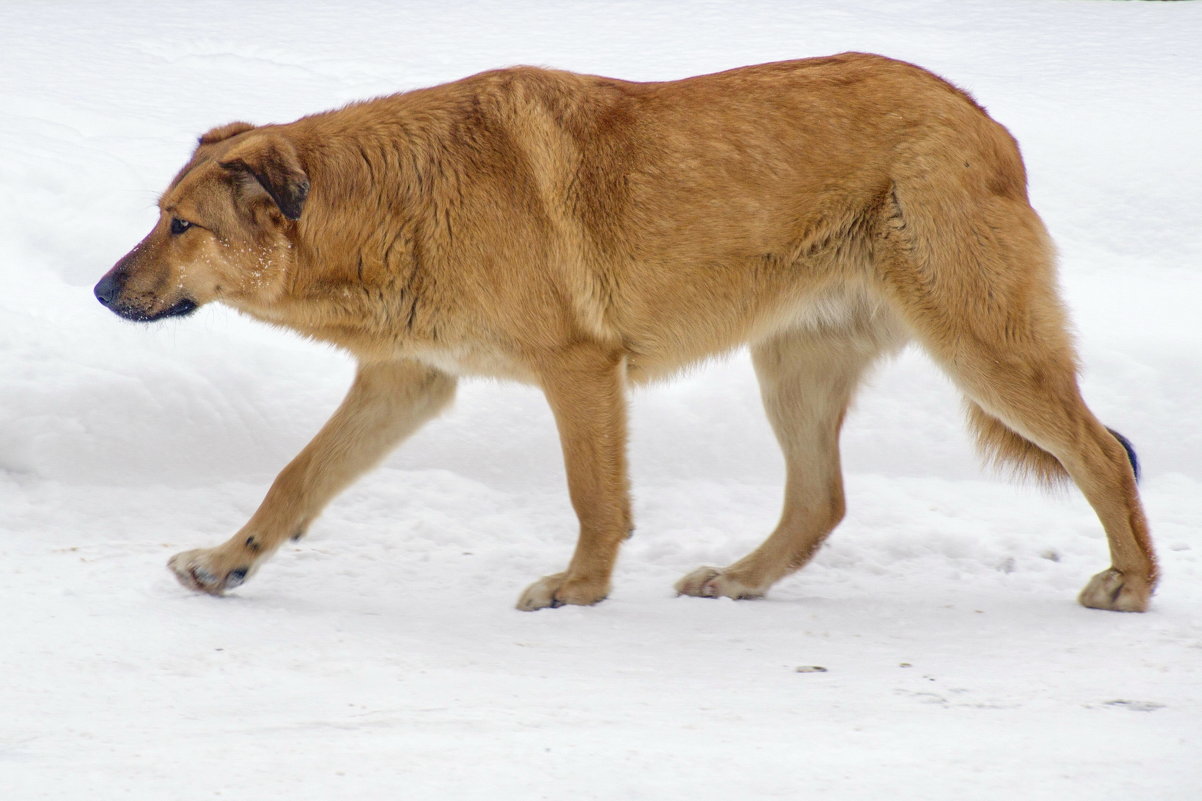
[170, 217, 192, 235]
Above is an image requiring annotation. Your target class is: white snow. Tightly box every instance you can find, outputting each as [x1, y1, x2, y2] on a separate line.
[2, 1, 1201, 799]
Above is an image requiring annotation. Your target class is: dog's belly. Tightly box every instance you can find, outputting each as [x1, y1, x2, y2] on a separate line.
[620, 282, 906, 384]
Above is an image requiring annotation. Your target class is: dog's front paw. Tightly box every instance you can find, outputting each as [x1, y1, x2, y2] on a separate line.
[516, 572, 610, 611]
[1078, 568, 1152, 613]
[674, 566, 764, 600]
[168, 548, 254, 596]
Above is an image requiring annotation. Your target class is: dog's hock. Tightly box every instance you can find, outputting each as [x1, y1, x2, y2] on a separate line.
[219, 133, 309, 221]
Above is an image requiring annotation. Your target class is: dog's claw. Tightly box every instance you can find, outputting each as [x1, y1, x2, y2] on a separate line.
[192, 568, 218, 586]
[225, 568, 249, 589]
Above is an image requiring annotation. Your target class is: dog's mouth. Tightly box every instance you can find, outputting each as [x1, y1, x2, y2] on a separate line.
[102, 296, 199, 322]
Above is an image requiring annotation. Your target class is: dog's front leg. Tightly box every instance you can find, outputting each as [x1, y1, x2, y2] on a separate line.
[168, 360, 456, 595]
[517, 348, 632, 610]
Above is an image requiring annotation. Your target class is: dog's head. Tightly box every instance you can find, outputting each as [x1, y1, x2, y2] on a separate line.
[94, 122, 310, 322]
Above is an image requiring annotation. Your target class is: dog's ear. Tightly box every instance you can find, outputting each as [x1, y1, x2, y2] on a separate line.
[219, 133, 310, 221]
[198, 121, 256, 146]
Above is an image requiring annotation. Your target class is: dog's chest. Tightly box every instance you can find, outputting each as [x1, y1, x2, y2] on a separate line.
[406, 341, 540, 383]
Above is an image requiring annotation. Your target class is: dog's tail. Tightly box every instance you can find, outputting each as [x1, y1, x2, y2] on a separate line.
[966, 402, 1068, 486]
[1107, 427, 1142, 483]
[965, 402, 1142, 486]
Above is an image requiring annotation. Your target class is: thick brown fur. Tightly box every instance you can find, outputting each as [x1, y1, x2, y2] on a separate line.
[95, 53, 1157, 612]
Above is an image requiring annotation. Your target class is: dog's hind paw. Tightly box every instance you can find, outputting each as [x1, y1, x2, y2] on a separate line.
[674, 566, 763, 600]
[1078, 567, 1152, 613]
[168, 549, 253, 596]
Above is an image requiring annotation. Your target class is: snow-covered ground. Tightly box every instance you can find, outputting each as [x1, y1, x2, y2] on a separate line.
[2, 1, 1200, 798]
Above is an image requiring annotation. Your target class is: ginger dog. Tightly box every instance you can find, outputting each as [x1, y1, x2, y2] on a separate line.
[95, 53, 1156, 611]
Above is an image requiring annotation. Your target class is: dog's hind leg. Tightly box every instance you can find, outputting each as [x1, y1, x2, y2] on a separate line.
[876, 189, 1156, 611]
[168, 359, 456, 595]
[676, 326, 882, 600]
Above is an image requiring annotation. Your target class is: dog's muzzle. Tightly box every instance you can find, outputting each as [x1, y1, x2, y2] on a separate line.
[94, 270, 198, 322]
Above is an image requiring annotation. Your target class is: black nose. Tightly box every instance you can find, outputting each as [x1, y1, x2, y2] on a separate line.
[94, 272, 123, 307]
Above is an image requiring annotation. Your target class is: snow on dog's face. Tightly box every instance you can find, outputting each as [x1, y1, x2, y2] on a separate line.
[94, 122, 308, 322]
